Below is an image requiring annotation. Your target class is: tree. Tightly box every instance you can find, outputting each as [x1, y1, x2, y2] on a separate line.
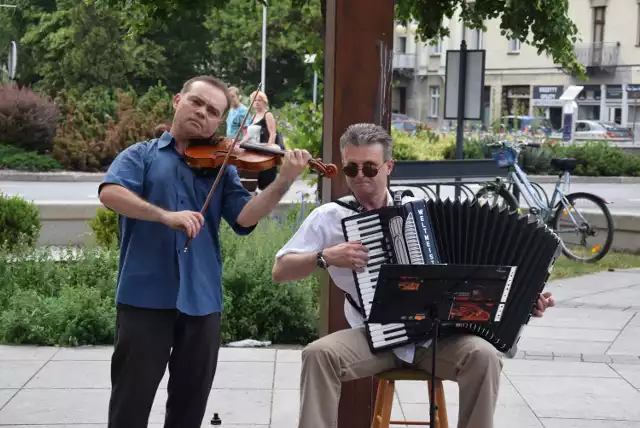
[20, 0, 166, 95]
[101, 0, 583, 77]
[203, 0, 322, 105]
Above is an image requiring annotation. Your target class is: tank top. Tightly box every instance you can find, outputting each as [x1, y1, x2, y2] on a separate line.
[250, 111, 273, 143]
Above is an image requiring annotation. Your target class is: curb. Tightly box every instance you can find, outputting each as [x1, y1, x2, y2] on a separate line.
[1, 170, 640, 184]
[529, 175, 640, 184]
[0, 170, 105, 182]
[512, 351, 640, 365]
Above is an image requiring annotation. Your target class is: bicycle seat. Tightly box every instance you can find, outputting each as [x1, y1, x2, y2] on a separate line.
[550, 157, 579, 172]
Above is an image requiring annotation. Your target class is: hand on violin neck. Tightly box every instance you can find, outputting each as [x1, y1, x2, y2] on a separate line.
[161, 210, 205, 238]
[279, 149, 313, 182]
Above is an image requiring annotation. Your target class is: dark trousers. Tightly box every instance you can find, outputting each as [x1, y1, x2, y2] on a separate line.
[108, 303, 222, 428]
[257, 166, 278, 190]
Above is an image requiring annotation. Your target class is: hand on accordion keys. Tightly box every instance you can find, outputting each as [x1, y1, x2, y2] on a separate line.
[323, 241, 369, 272]
[533, 292, 555, 317]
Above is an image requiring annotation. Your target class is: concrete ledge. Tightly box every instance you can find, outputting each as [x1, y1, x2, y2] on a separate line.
[34, 201, 640, 253]
[582, 210, 640, 253]
[3, 169, 640, 184]
[0, 170, 105, 182]
[37, 201, 102, 247]
[529, 175, 640, 184]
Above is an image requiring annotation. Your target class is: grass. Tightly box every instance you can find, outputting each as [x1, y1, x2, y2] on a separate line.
[549, 251, 640, 281]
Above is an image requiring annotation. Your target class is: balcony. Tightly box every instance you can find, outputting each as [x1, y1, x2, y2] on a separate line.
[573, 42, 619, 72]
[393, 52, 416, 70]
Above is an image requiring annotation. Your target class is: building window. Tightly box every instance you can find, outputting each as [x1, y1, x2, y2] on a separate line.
[593, 6, 605, 43]
[637, 3, 640, 46]
[508, 38, 520, 53]
[397, 36, 407, 53]
[465, 27, 484, 49]
[430, 39, 441, 55]
[429, 86, 440, 117]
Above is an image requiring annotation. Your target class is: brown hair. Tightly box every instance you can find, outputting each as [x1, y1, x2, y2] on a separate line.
[181, 75, 232, 114]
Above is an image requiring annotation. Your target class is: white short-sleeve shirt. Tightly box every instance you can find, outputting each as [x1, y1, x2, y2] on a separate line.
[275, 191, 430, 363]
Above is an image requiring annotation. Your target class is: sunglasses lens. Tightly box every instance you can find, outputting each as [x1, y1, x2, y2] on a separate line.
[342, 163, 359, 177]
[362, 165, 379, 178]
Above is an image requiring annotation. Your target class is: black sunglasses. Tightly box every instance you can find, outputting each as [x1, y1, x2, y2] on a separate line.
[342, 162, 383, 178]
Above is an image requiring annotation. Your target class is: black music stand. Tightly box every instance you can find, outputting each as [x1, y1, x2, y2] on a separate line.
[368, 263, 513, 428]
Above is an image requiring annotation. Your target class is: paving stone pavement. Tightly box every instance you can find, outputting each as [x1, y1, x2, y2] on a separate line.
[1, 268, 640, 427]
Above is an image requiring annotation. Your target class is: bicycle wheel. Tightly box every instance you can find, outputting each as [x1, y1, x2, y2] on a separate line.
[551, 192, 615, 263]
[475, 183, 519, 212]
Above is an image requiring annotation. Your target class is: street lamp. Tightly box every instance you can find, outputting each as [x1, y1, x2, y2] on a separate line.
[261, 2, 267, 92]
[304, 53, 318, 105]
[7, 41, 16, 81]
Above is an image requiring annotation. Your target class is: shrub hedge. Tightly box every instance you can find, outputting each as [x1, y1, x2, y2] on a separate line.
[0, 202, 322, 347]
[0, 144, 62, 171]
[2, 79, 637, 178]
[388, 131, 640, 177]
[0, 192, 41, 250]
[0, 84, 60, 153]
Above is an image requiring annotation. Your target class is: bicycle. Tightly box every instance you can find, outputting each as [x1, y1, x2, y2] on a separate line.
[475, 139, 615, 263]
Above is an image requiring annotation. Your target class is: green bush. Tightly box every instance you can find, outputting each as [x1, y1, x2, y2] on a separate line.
[0, 246, 118, 346]
[87, 207, 119, 248]
[391, 129, 452, 161]
[0, 193, 40, 250]
[276, 101, 323, 157]
[438, 135, 640, 177]
[550, 141, 640, 176]
[219, 215, 319, 344]
[0, 144, 62, 171]
[79, 202, 320, 345]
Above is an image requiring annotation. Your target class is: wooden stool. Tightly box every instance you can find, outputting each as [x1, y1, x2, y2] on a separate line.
[371, 369, 449, 428]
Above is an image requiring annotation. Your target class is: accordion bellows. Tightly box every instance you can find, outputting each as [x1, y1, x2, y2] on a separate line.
[341, 197, 562, 357]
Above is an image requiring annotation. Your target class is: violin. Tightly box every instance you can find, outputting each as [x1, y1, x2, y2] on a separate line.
[182, 81, 336, 252]
[183, 136, 338, 178]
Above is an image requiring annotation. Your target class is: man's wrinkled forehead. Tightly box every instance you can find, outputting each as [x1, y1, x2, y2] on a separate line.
[341, 141, 385, 163]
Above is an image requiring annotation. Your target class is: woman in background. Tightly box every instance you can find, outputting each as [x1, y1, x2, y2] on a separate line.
[245, 90, 279, 190]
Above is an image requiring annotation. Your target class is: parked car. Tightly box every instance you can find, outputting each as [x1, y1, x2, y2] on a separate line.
[391, 113, 428, 135]
[573, 120, 633, 142]
[498, 115, 554, 135]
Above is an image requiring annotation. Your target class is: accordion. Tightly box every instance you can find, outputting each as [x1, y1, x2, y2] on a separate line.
[341, 197, 561, 357]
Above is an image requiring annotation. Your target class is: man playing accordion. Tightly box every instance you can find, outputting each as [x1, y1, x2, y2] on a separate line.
[272, 123, 554, 428]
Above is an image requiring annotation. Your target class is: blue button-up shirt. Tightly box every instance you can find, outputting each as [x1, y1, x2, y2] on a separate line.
[99, 131, 255, 316]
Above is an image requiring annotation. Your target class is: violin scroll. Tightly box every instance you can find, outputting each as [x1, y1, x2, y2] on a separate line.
[308, 159, 338, 178]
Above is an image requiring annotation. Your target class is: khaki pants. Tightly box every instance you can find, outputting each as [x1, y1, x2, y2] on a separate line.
[299, 327, 503, 428]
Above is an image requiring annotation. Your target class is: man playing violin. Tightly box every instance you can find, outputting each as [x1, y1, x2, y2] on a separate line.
[99, 75, 312, 428]
[272, 123, 555, 428]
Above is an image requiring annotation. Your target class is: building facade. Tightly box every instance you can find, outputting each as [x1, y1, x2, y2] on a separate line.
[392, 0, 640, 132]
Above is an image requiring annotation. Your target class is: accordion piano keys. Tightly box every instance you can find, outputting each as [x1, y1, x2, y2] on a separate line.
[341, 197, 562, 356]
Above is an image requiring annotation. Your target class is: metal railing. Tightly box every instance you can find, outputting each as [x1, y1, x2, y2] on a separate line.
[392, 52, 416, 69]
[388, 159, 511, 201]
[574, 42, 619, 68]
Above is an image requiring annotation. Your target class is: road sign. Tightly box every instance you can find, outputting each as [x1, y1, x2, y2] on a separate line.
[443, 47, 486, 120]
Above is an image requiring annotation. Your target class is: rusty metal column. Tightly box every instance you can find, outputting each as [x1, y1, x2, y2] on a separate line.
[319, 0, 394, 426]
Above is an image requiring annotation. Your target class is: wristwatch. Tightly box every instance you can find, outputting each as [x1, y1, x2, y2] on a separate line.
[316, 250, 329, 269]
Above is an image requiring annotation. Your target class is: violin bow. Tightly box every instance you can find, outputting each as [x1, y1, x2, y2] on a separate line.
[183, 81, 263, 252]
